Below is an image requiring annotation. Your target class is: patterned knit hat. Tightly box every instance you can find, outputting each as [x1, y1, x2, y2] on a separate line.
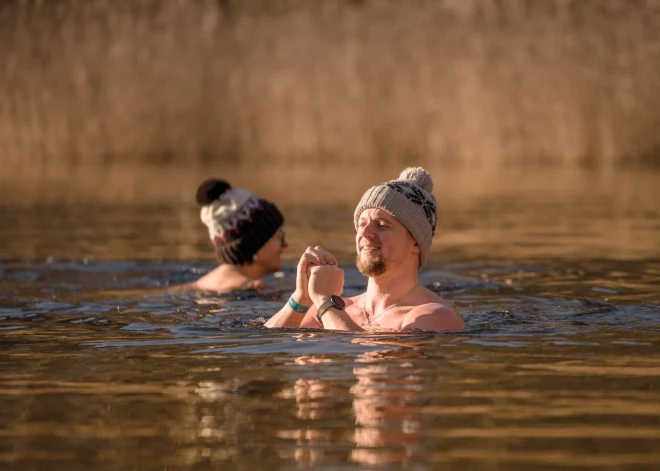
[354, 167, 437, 268]
[197, 179, 284, 265]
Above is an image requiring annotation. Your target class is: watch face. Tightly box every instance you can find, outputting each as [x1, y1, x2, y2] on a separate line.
[330, 295, 346, 309]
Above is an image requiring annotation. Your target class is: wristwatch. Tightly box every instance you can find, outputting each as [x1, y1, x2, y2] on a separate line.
[315, 295, 346, 325]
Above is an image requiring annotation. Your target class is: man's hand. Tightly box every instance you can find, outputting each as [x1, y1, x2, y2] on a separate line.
[307, 264, 363, 332]
[308, 264, 344, 305]
[293, 246, 338, 307]
[266, 246, 338, 329]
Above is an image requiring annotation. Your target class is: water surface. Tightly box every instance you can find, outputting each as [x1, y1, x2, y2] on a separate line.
[1, 165, 659, 470]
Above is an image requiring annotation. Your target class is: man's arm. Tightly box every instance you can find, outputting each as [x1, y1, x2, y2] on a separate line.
[299, 306, 321, 328]
[265, 246, 338, 329]
[401, 304, 464, 331]
[307, 264, 365, 332]
[311, 298, 364, 332]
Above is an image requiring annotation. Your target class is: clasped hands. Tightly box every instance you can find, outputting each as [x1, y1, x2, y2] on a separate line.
[293, 246, 344, 309]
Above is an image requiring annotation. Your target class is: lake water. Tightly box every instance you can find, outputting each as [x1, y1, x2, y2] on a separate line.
[1, 164, 659, 470]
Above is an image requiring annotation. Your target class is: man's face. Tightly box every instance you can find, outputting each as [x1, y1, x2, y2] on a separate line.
[355, 208, 419, 277]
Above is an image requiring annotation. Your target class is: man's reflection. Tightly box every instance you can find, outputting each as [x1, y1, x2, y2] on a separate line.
[350, 348, 426, 465]
[274, 371, 340, 465]
[278, 341, 429, 467]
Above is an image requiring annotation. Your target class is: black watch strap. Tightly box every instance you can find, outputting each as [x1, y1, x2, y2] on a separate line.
[315, 295, 345, 325]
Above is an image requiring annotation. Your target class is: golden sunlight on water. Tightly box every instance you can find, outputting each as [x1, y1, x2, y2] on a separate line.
[1, 162, 658, 262]
[2, 2, 660, 470]
[3, 333, 658, 470]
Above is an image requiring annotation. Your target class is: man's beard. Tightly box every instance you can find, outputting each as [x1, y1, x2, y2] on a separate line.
[355, 253, 387, 277]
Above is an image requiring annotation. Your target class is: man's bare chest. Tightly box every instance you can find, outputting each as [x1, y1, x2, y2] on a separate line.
[345, 304, 408, 330]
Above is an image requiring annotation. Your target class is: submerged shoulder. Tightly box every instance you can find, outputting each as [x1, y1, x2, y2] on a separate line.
[402, 303, 464, 332]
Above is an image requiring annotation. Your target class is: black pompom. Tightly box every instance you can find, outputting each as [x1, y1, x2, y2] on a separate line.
[196, 178, 232, 205]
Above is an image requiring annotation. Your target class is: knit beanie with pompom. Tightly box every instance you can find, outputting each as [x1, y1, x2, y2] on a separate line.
[196, 179, 284, 265]
[353, 167, 437, 268]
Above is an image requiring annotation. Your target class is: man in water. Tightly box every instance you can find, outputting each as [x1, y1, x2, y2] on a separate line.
[265, 167, 464, 332]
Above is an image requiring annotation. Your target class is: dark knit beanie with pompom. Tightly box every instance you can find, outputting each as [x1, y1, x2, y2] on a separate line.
[197, 179, 284, 265]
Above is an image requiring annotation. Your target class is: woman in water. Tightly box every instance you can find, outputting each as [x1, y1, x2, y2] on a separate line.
[192, 178, 287, 293]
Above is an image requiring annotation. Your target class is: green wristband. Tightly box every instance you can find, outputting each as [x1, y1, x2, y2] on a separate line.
[288, 297, 310, 313]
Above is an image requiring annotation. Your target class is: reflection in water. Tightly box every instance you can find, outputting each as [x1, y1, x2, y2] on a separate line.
[276, 376, 337, 467]
[277, 342, 432, 467]
[1, 303, 660, 469]
[1, 160, 659, 469]
[2, 3, 660, 471]
[350, 350, 427, 466]
[265, 333, 660, 469]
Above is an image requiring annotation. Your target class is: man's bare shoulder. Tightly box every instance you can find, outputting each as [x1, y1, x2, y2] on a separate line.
[402, 302, 464, 332]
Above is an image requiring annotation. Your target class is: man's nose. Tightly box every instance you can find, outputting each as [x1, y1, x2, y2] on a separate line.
[358, 221, 376, 237]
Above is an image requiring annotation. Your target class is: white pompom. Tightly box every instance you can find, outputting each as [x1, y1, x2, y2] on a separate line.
[398, 167, 433, 192]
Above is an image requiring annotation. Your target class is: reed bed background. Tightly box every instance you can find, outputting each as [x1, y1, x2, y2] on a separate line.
[1, 0, 660, 170]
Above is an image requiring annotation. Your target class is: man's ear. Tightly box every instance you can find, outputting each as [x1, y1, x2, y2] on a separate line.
[412, 242, 420, 254]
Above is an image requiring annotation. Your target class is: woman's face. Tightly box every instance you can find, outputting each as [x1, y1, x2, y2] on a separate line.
[254, 227, 288, 273]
